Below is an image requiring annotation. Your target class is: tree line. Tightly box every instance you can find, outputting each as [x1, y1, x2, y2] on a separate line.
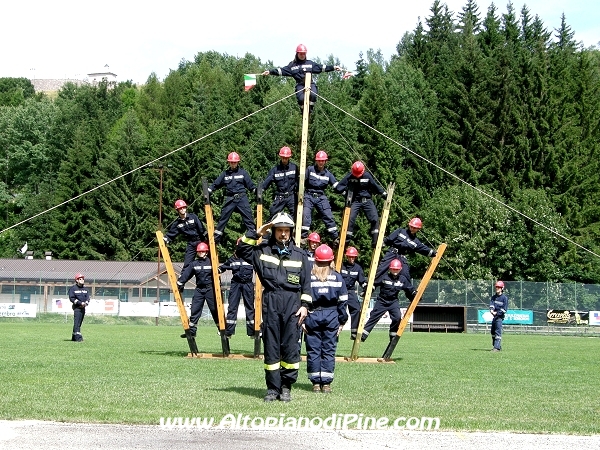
[1, 0, 599, 283]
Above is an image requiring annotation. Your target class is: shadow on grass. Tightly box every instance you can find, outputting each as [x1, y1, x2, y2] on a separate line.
[210, 386, 269, 399]
[140, 350, 193, 358]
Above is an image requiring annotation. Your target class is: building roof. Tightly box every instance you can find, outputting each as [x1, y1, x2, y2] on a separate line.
[0, 258, 233, 285]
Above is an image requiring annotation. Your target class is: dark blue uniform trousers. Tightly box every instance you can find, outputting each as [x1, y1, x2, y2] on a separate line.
[491, 316, 503, 350]
[188, 286, 219, 334]
[269, 194, 297, 219]
[226, 280, 255, 336]
[262, 291, 301, 394]
[362, 298, 401, 340]
[347, 199, 380, 246]
[72, 307, 85, 341]
[346, 290, 361, 338]
[375, 252, 411, 280]
[301, 194, 338, 239]
[215, 195, 255, 242]
[304, 308, 339, 385]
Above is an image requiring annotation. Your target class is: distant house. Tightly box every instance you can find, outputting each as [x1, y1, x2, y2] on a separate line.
[87, 70, 117, 85]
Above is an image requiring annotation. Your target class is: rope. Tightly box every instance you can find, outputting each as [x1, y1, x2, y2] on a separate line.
[316, 92, 600, 260]
[0, 91, 298, 236]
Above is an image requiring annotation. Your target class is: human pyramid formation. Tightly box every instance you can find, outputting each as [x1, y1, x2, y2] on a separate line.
[164, 144, 436, 402]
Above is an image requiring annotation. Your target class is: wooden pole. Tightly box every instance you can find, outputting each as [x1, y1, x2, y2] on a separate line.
[294, 73, 312, 243]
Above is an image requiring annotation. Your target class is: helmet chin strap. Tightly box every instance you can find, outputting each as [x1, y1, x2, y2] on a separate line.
[276, 239, 291, 256]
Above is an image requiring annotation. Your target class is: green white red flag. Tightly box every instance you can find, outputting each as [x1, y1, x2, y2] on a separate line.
[244, 74, 257, 91]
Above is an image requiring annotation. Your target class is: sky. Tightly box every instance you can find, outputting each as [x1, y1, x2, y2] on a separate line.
[1, 1, 598, 85]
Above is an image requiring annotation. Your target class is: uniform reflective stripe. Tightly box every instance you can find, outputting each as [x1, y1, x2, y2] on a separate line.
[308, 372, 320, 378]
[282, 260, 302, 268]
[242, 236, 257, 245]
[301, 294, 313, 303]
[332, 182, 339, 189]
[321, 371, 334, 379]
[226, 320, 237, 324]
[280, 361, 300, 370]
[327, 226, 338, 232]
[363, 330, 370, 336]
[311, 280, 343, 288]
[214, 229, 223, 235]
[276, 68, 282, 76]
[339, 294, 348, 301]
[264, 362, 280, 371]
[259, 254, 280, 265]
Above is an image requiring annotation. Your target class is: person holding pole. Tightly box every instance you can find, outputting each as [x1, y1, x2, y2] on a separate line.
[218, 242, 255, 338]
[208, 152, 257, 244]
[304, 244, 348, 394]
[490, 281, 508, 352]
[361, 259, 416, 342]
[69, 273, 89, 342]
[262, 146, 299, 219]
[261, 44, 341, 114]
[176, 242, 219, 338]
[340, 246, 367, 340]
[237, 212, 312, 402]
[301, 151, 340, 245]
[163, 199, 208, 272]
[375, 217, 436, 280]
[335, 161, 387, 248]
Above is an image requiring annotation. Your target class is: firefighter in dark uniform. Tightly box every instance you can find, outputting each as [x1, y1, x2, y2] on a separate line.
[335, 161, 387, 248]
[340, 246, 367, 340]
[209, 152, 257, 243]
[301, 151, 339, 243]
[218, 243, 255, 338]
[361, 259, 416, 342]
[163, 199, 208, 272]
[176, 242, 219, 338]
[237, 212, 312, 402]
[262, 146, 298, 219]
[376, 217, 436, 280]
[490, 281, 508, 352]
[305, 232, 321, 267]
[69, 273, 89, 342]
[262, 44, 341, 114]
[304, 244, 348, 393]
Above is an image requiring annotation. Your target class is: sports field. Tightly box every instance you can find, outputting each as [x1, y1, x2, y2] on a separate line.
[1, 316, 598, 435]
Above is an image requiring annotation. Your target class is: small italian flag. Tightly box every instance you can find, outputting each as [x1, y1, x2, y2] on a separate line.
[244, 74, 257, 91]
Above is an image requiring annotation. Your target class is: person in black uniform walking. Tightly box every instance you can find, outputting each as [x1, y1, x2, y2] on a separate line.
[163, 199, 208, 272]
[304, 244, 348, 393]
[209, 152, 257, 243]
[490, 281, 508, 352]
[262, 44, 341, 114]
[361, 259, 416, 342]
[219, 242, 255, 338]
[376, 217, 436, 280]
[335, 161, 387, 248]
[340, 246, 367, 340]
[69, 273, 89, 342]
[176, 242, 219, 338]
[262, 146, 299, 219]
[237, 212, 312, 403]
[301, 151, 339, 243]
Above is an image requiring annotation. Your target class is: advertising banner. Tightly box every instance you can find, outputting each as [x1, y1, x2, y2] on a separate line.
[0, 303, 37, 317]
[546, 309, 589, 325]
[118, 301, 159, 317]
[158, 301, 191, 317]
[589, 311, 600, 326]
[478, 310, 533, 324]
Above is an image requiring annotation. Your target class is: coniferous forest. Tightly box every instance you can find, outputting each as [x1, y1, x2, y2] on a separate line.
[1, 1, 599, 283]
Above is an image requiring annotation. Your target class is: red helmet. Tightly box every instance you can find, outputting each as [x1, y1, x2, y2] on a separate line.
[279, 146, 292, 158]
[345, 246, 359, 257]
[314, 244, 334, 262]
[227, 152, 240, 162]
[495, 281, 505, 289]
[315, 150, 328, 161]
[351, 161, 365, 177]
[296, 44, 307, 54]
[196, 242, 209, 252]
[174, 199, 187, 209]
[307, 232, 321, 243]
[74, 273, 85, 281]
[389, 259, 402, 271]
[408, 217, 423, 229]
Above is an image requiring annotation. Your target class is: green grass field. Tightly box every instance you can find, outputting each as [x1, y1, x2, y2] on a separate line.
[1, 316, 598, 434]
